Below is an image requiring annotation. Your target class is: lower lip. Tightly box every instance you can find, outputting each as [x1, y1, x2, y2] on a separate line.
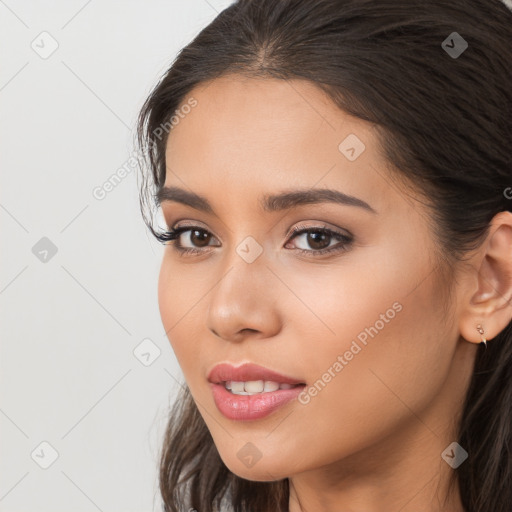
[209, 382, 305, 421]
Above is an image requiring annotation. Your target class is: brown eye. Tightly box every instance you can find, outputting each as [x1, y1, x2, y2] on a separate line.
[188, 228, 211, 247]
[285, 224, 353, 257]
[160, 225, 220, 254]
[303, 230, 331, 250]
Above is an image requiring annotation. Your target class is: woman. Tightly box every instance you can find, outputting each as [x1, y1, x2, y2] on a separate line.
[136, 0, 512, 510]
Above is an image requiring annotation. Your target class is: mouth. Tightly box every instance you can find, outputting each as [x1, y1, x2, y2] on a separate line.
[207, 362, 307, 420]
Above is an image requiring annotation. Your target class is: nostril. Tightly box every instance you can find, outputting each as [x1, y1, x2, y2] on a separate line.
[240, 328, 259, 335]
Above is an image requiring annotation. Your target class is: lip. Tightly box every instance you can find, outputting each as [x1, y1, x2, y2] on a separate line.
[207, 362, 306, 421]
[207, 362, 305, 385]
[209, 382, 305, 421]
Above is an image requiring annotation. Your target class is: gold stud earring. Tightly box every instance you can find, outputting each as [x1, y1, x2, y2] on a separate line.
[476, 324, 487, 348]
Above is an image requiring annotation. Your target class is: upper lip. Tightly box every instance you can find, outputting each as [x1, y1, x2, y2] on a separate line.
[207, 362, 305, 385]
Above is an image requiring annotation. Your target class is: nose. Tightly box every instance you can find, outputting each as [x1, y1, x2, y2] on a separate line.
[206, 257, 282, 343]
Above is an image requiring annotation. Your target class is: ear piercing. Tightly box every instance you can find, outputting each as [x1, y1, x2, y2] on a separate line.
[476, 324, 487, 348]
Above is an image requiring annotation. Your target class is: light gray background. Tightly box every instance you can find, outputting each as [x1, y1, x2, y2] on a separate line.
[0, 1, 234, 511]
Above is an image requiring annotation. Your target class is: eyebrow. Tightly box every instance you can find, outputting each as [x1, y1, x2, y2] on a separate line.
[156, 186, 377, 214]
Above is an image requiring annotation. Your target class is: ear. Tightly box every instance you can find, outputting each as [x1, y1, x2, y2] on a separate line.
[459, 211, 512, 345]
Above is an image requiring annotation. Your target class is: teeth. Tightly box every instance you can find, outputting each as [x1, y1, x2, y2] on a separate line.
[263, 381, 280, 392]
[224, 380, 299, 395]
[245, 380, 264, 393]
[230, 381, 245, 393]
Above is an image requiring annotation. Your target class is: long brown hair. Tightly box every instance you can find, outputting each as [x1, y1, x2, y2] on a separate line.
[136, 1, 512, 510]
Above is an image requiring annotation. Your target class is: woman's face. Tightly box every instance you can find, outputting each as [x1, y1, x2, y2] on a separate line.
[158, 74, 473, 481]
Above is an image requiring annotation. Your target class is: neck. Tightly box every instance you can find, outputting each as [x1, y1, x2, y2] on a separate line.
[288, 425, 465, 512]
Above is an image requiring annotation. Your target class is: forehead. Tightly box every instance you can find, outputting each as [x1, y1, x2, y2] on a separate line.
[166, 74, 370, 161]
[163, 75, 405, 217]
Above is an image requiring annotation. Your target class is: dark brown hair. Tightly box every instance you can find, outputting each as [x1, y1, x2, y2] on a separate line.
[136, 1, 512, 510]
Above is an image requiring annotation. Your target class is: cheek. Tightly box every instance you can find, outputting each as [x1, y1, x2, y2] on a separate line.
[289, 282, 448, 463]
[158, 256, 201, 369]
[158, 253, 202, 329]
[270, 254, 448, 454]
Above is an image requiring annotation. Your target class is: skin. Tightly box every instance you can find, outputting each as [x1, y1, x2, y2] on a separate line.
[157, 74, 512, 512]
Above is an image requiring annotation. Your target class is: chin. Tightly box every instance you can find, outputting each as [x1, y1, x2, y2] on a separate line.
[218, 451, 293, 482]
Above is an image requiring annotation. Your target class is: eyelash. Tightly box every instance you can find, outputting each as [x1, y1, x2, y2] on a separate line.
[156, 223, 353, 257]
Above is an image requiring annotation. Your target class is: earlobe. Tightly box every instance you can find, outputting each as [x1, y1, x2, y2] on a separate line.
[458, 211, 512, 346]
